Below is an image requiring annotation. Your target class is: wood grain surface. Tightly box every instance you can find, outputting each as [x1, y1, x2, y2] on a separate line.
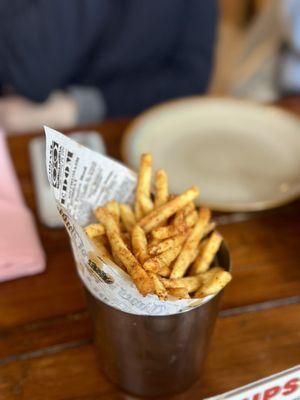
[1, 98, 300, 399]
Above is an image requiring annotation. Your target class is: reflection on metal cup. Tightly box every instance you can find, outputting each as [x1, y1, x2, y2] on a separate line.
[85, 242, 230, 397]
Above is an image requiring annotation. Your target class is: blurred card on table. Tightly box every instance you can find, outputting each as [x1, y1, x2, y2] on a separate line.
[29, 131, 105, 228]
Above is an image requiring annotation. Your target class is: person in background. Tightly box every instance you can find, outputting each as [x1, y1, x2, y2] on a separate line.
[0, 0, 217, 134]
[279, 0, 300, 94]
[212, 0, 300, 103]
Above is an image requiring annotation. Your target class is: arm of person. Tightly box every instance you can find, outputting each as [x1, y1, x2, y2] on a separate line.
[101, 0, 218, 117]
[0, 87, 106, 133]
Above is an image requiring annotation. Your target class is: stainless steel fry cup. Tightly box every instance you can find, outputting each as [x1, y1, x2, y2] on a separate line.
[85, 242, 230, 397]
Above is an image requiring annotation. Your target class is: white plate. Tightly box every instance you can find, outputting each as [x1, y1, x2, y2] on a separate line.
[122, 97, 300, 212]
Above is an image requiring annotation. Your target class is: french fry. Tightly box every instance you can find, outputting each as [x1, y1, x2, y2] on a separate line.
[134, 202, 144, 221]
[132, 225, 149, 264]
[154, 169, 168, 207]
[94, 207, 106, 223]
[167, 287, 190, 299]
[159, 277, 179, 289]
[148, 237, 160, 248]
[173, 202, 195, 226]
[98, 234, 110, 248]
[168, 194, 176, 201]
[160, 275, 203, 293]
[96, 207, 153, 295]
[106, 200, 120, 224]
[203, 221, 216, 237]
[157, 264, 171, 277]
[148, 234, 187, 256]
[152, 223, 187, 240]
[90, 227, 126, 269]
[143, 240, 184, 273]
[121, 232, 132, 249]
[84, 223, 105, 238]
[191, 231, 223, 274]
[148, 237, 175, 256]
[111, 247, 125, 270]
[135, 153, 152, 218]
[191, 237, 207, 264]
[139, 186, 199, 233]
[195, 268, 232, 298]
[173, 209, 185, 227]
[120, 204, 136, 233]
[183, 202, 196, 216]
[170, 208, 211, 279]
[143, 250, 177, 274]
[94, 205, 121, 232]
[149, 273, 168, 300]
[139, 193, 154, 214]
[90, 236, 113, 262]
[200, 266, 225, 282]
[151, 225, 181, 240]
[185, 210, 198, 228]
[148, 239, 171, 256]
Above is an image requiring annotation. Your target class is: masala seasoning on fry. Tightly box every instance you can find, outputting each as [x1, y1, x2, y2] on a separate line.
[85, 153, 232, 301]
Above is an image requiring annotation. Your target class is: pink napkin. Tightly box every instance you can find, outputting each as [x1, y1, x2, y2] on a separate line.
[0, 131, 45, 282]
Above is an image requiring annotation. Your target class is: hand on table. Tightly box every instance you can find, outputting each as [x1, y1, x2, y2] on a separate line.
[0, 92, 78, 134]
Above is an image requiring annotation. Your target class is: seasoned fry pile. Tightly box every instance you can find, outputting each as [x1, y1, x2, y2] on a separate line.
[84, 154, 232, 300]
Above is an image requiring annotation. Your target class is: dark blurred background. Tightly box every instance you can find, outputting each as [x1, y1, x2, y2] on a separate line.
[0, 0, 298, 134]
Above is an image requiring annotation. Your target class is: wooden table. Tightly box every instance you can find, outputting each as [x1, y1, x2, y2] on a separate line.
[2, 99, 300, 399]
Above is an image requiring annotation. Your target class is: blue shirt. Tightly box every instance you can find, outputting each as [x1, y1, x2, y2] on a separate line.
[0, 0, 217, 117]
